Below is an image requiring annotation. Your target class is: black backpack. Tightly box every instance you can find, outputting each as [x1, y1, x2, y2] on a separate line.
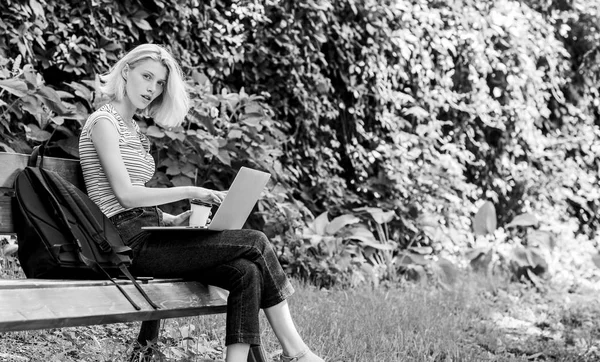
[13, 146, 158, 310]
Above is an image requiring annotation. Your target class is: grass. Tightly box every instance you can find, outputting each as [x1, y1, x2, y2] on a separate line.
[1, 272, 598, 361]
[265, 278, 501, 362]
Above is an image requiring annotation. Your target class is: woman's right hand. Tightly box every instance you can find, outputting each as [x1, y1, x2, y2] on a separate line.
[192, 187, 227, 205]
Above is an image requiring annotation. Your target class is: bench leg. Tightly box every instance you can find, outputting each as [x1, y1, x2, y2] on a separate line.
[129, 320, 268, 362]
[130, 319, 160, 362]
[248, 345, 269, 362]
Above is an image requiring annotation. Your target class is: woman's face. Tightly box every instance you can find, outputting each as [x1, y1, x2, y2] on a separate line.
[124, 59, 168, 110]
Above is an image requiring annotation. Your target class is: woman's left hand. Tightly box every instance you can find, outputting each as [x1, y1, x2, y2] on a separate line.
[163, 210, 192, 226]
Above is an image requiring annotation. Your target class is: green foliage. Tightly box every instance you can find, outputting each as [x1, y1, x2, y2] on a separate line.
[0, 55, 87, 155]
[1, 0, 599, 287]
[0, 236, 21, 279]
[467, 200, 554, 286]
[284, 207, 458, 288]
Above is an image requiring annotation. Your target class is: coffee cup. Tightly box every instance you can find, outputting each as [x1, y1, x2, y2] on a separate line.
[189, 199, 213, 227]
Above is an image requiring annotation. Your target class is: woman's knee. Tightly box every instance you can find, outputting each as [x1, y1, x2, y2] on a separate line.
[208, 259, 262, 291]
[247, 230, 271, 251]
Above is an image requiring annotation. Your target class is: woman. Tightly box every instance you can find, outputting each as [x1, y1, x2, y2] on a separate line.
[79, 43, 324, 362]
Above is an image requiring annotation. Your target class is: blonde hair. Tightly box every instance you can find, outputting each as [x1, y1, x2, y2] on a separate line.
[98, 43, 189, 128]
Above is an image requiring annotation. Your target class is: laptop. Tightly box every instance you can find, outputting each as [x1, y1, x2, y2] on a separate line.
[141, 166, 271, 231]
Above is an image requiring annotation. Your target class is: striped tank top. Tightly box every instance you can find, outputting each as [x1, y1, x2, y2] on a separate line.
[79, 104, 155, 218]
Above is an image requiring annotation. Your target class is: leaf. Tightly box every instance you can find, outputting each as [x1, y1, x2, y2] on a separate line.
[132, 17, 152, 31]
[179, 324, 195, 339]
[510, 247, 530, 267]
[365, 23, 376, 35]
[103, 42, 121, 52]
[440, 37, 456, 56]
[192, 113, 217, 134]
[66, 81, 92, 100]
[468, 247, 493, 273]
[37, 85, 69, 114]
[21, 65, 37, 86]
[56, 136, 80, 158]
[397, 251, 429, 266]
[0, 78, 28, 97]
[51, 114, 73, 128]
[367, 208, 395, 224]
[171, 175, 193, 187]
[361, 240, 396, 251]
[465, 247, 489, 261]
[181, 163, 196, 178]
[526, 230, 555, 250]
[28, 0, 45, 17]
[433, 257, 458, 285]
[511, 246, 547, 272]
[311, 211, 329, 235]
[303, 234, 323, 247]
[526, 269, 543, 288]
[345, 226, 377, 242]
[133, 10, 150, 18]
[0, 141, 16, 152]
[403, 106, 429, 119]
[241, 114, 263, 127]
[166, 165, 181, 175]
[567, 194, 592, 213]
[164, 130, 179, 140]
[159, 158, 176, 168]
[55, 90, 74, 99]
[1, 244, 18, 257]
[201, 139, 219, 156]
[228, 129, 243, 139]
[505, 213, 538, 228]
[405, 264, 427, 284]
[25, 124, 51, 142]
[394, 91, 415, 104]
[216, 149, 231, 165]
[325, 214, 360, 235]
[146, 125, 165, 138]
[192, 69, 210, 86]
[473, 201, 496, 235]
[408, 246, 433, 255]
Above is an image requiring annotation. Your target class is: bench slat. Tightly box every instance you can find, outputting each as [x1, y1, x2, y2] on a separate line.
[0, 153, 83, 189]
[0, 279, 228, 332]
[0, 278, 183, 289]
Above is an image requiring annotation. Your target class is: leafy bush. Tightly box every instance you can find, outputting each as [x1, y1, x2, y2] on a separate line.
[467, 201, 554, 286]
[1, 0, 599, 287]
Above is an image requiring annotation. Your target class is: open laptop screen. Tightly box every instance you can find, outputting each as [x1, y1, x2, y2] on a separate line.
[141, 166, 271, 231]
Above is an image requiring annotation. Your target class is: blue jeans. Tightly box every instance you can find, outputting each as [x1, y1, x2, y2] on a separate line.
[109, 206, 295, 346]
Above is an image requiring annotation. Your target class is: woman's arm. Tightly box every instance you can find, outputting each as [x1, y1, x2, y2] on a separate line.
[90, 118, 224, 208]
[162, 210, 192, 226]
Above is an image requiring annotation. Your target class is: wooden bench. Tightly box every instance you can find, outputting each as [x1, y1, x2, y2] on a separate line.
[0, 151, 268, 362]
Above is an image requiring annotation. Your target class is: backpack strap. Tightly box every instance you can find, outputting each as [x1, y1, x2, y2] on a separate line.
[40, 169, 123, 255]
[23, 167, 143, 309]
[29, 126, 59, 167]
[28, 167, 159, 310]
[77, 253, 143, 310]
[39, 168, 160, 310]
